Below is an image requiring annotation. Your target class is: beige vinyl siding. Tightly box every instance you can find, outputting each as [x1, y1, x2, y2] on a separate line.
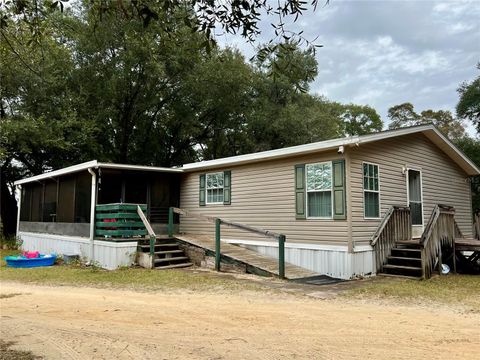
[350, 133, 473, 246]
[179, 150, 349, 245]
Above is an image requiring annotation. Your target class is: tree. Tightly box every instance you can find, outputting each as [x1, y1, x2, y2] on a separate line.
[387, 103, 420, 128]
[388, 103, 465, 140]
[456, 64, 480, 134]
[0, 0, 324, 64]
[455, 136, 480, 212]
[0, 2, 382, 236]
[341, 104, 383, 136]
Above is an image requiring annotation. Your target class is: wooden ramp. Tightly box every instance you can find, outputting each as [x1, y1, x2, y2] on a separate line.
[174, 234, 317, 280]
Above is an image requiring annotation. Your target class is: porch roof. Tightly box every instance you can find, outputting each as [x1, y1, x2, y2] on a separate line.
[14, 160, 183, 186]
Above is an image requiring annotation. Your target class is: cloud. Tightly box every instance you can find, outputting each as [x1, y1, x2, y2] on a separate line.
[217, 0, 480, 134]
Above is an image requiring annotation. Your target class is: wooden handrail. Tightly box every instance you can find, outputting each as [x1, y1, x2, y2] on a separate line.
[371, 206, 411, 274]
[137, 206, 156, 238]
[420, 205, 440, 246]
[171, 207, 283, 240]
[420, 205, 456, 279]
[371, 207, 395, 246]
[137, 205, 156, 266]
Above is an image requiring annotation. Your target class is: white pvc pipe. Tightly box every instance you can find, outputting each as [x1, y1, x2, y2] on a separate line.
[87, 168, 96, 263]
[16, 185, 21, 238]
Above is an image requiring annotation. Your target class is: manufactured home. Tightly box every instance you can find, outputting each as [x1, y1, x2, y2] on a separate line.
[14, 125, 480, 279]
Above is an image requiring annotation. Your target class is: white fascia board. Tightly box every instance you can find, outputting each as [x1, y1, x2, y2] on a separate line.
[14, 160, 99, 185]
[97, 162, 183, 173]
[181, 124, 437, 171]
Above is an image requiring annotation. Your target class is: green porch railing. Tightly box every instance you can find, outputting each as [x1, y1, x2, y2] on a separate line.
[95, 203, 148, 238]
[168, 207, 286, 279]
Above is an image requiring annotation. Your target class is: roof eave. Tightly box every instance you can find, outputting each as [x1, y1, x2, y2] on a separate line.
[14, 160, 184, 186]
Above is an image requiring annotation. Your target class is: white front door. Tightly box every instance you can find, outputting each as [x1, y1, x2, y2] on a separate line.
[407, 169, 424, 238]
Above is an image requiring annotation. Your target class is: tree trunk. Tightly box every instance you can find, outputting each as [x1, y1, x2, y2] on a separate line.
[0, 163, 18, 237]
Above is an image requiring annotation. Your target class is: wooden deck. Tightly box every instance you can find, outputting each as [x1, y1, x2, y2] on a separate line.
[455, 238, 480, 251]
[174, 234, 317, 280]
[396, 238, 480, 251]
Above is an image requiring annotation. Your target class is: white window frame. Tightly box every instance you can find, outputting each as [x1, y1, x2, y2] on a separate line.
[363, 162, 381, 220]
[205, 172, 224, 205]
[305, 161, 334, 220]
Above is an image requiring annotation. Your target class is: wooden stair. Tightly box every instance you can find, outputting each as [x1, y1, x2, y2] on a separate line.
[137, 238, 192, 270]
[379, 242, 423, 279]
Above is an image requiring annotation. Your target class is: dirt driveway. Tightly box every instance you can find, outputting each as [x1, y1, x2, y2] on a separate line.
[1, 281, 479, 360]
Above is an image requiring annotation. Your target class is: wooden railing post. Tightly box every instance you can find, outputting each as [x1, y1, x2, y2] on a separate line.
[278, 234, 286, 279]
[149, 235, 155, 266]
[137, 205, 157, 269]
[168, 207, 174, 237]
[215, 218, 221, 272]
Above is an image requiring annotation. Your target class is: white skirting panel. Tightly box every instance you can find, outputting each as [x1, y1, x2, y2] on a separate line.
[229, 240, 374, 279]
[18, 232, 137, 270]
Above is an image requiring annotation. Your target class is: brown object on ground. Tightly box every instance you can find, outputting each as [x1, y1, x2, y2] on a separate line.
[1, 282, 479, 360]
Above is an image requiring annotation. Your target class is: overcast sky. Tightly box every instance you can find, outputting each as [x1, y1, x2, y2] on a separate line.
[218, 0, 480, 135]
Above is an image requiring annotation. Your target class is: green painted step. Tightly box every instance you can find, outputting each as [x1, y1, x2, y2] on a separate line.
[95, 221, 145, 228]
[96, 204, 147, 211]
[96, 213, 141, 220]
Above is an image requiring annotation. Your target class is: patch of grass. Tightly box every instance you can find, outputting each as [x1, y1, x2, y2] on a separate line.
[0, 250, 20, 267]
[0, 250, 265, 292]
[346, 275, 480, 310]
[0, 340, 42, 360]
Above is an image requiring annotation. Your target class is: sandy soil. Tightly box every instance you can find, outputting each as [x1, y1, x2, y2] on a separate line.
[1, 281, 479, 360]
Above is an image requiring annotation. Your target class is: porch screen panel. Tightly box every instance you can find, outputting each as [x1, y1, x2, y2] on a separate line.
[30, 183, 43, 222]
[150, 175, 170, 223]
[20, 185, 32, 221]
[74, 172, 91, 223]
[98, 173, 122, 204]
[43, 179, 57, 222]
[125, 174, 147, 204]
[57, 175, 75, 222]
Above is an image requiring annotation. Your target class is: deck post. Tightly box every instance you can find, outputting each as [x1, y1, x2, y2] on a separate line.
[215, 218, 221, 272]
[168, 207, 174, 237]
[278, 234, 286, 279]
[438, 245, 443, 276]
[149, 235, 155, 268]
[15, 185, 21, 238]
[87, 168, 97, 264]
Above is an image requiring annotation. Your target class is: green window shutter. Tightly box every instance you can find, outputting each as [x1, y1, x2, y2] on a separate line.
[223, 170, 231, 205]
[199, 174, 206, 206]
[332, 160, 346, 220]
[295, 164, 306, 219]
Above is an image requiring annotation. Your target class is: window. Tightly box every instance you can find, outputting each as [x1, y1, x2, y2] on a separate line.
[306, 162, 332, 218]
[363, 163, 380, 218]
[206, 172, 224, 204]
